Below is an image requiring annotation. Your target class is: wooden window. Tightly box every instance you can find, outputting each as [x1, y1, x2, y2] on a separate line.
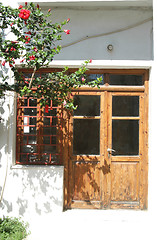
[16, 72, 63, 165]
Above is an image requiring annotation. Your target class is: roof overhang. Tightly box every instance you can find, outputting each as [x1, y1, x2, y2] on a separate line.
[18, 1, 153, 9]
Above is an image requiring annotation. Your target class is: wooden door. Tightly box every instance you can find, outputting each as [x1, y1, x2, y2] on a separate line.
[64, 71, 148, 210]
[108, 92, 147, 209]
[68, 92, 105, 209]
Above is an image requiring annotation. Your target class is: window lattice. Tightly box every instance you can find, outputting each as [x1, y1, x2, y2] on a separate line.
[16, 97, 63, 165]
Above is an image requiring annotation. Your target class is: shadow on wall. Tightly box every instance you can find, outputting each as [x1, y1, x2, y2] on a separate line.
[1, 167, 64, 216]
[0, 66, 15, 156]
[0, 71, 64, 215]
[0, 68, 16, 215]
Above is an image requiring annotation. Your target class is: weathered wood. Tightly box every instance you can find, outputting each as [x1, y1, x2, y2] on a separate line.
[73, 86, 145, 92]
[64, 69, 148, 210]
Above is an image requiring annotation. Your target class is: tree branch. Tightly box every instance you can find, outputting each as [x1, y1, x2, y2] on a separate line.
[28, 65, 37, 89]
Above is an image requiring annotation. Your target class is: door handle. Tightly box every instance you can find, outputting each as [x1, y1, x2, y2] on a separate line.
[107, 148, 116, 157]
[107, 148, 116, 153]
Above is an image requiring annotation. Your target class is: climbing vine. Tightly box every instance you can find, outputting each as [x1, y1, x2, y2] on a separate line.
[0, 2, 101, 111]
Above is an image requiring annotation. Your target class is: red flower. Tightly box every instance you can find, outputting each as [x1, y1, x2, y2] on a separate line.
[48, 9, 51, 12]
[18, 5, 23, 9]
[10, 47, 16, 51]
[9, 58, 15, 67]
[25, 36, 31, 44]
[2, 61, 6, 66]
[20, 58, 25, 63]
[37, 4, 39, 9]
[33, 47, 38, 52]
[25, 2, 27, 6]
[19, 9, 31, 20]
[89, 59, 92, 63]
[11, 40, 18, 44]
[64, 29, 70, 35]
[10, 23, 14, 27]
[28, 55, 35, 61]
[82, 77, 85, 82]
[25, 31, 32, 35]
[45, 105, 49, 113]
[67, 18, 70, 22]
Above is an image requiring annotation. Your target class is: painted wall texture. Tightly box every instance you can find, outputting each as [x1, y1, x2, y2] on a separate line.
[51, 7, 153, 60]
[0, 0, 156, 239]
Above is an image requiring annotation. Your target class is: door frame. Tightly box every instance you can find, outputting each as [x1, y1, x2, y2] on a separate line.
[63, 69, 149, 210]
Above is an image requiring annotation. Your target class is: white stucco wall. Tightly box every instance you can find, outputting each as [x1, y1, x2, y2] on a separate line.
[1, 1, 157, 239]
[51, 7, 153, 60]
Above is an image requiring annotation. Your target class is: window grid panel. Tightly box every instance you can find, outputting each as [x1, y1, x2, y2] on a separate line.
[16, 95, 63, 165]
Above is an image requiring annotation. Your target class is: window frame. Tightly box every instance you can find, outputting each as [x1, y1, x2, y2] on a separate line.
[16, 69, 63, 166]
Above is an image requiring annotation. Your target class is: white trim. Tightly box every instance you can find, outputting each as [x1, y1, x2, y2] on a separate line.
[16, 60, 153, 69]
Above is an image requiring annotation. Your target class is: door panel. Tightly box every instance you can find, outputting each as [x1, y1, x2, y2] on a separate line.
[72, 162, 101, 201]
[111, 162, 139, 202]
[70, 92, 103, 208]
[108, 92, 144, 209]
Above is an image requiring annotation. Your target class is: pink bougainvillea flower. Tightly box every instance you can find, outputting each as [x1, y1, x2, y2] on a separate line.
[81, 77, 85, 82]
[63, 100, 67, 106]
[45, 105, 49, 113]
[28, 55, 35, 61]
[19, 9, 31, 20]
[89, 59, 92, 63]
[2, 61, 6, 66]
[18, 5, 23, 9]
[64, 29, 70, 35]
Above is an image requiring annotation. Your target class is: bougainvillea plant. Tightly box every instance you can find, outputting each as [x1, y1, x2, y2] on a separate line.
[0, 2, 101, 111]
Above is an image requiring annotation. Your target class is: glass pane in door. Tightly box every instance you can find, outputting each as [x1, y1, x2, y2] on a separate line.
[74, 95, 100, 116]
[112, 120, 139, 155]
[112, 96, 139, 116]
[73, 119, 100, 155]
